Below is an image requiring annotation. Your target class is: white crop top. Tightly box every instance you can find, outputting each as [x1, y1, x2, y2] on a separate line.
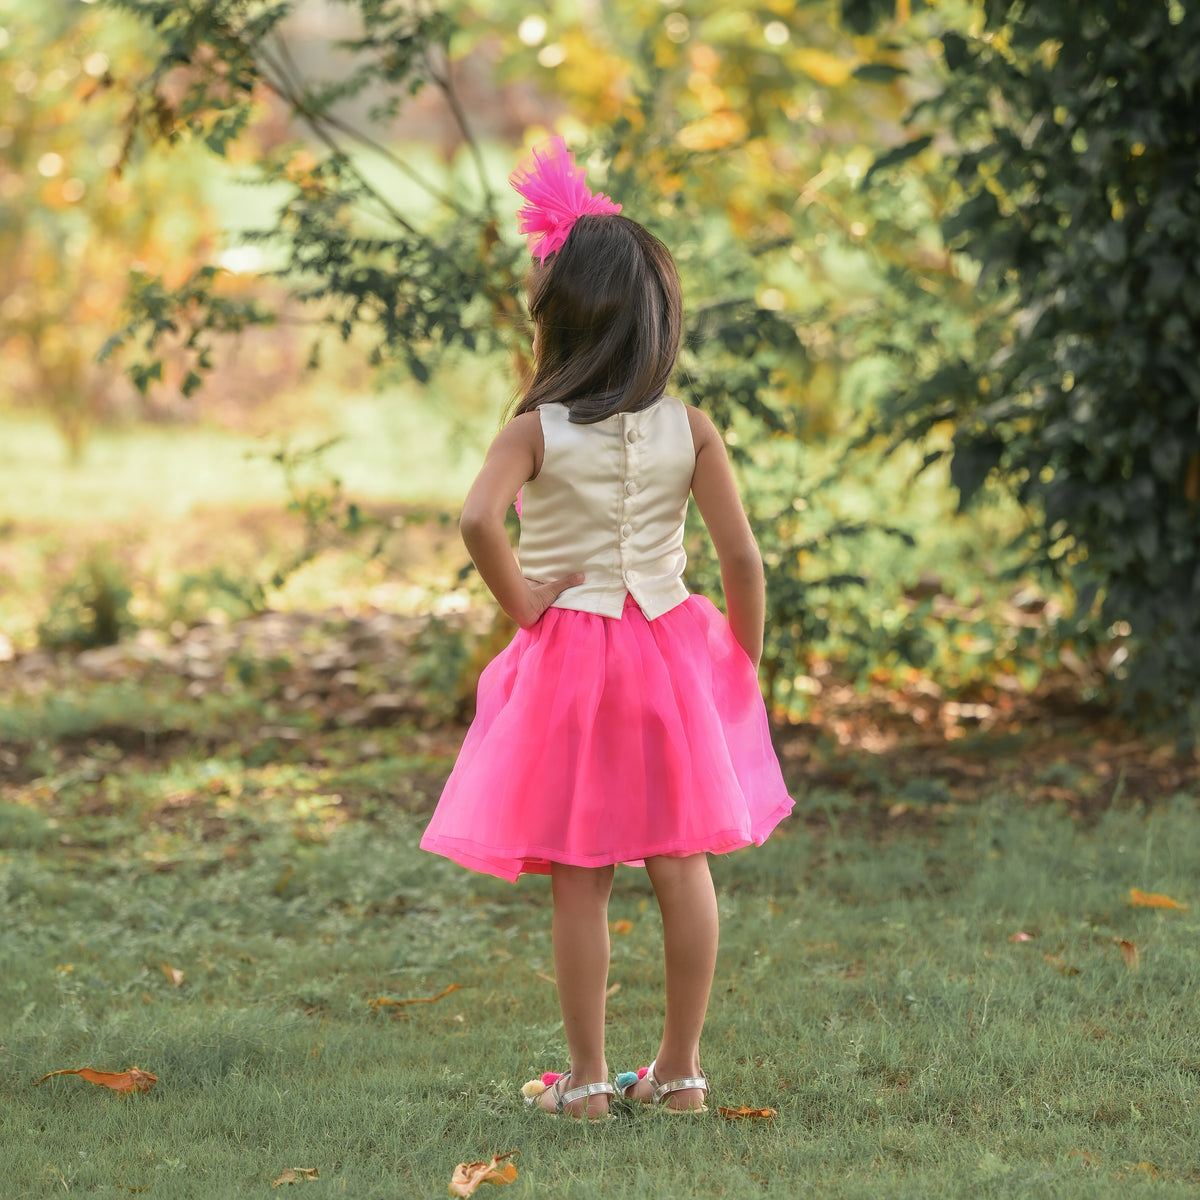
[518, 395, 695, 620]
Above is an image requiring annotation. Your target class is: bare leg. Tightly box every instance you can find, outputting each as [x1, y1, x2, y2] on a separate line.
[541, 862, 614, 1116]
[631, 852, 718, 1111]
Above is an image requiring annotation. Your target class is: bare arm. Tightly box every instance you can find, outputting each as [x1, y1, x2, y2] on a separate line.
[686, 406, 765, 667]
[459, 412, 583, 627]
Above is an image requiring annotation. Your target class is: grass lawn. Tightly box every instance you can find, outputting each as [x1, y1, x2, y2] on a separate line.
[2, 711, 1198, 1198]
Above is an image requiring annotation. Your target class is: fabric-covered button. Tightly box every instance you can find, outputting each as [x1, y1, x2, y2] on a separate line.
[626, 428, 639, 443]
[621, 523, 633, 539]
[625, 481, 638, 496]
[625, 569, 640, 583]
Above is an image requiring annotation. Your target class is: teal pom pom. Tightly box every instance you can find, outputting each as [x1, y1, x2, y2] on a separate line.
[614, 1071, 639, 1094]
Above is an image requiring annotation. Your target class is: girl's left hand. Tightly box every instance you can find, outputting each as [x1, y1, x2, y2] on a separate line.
[519, 573, 584, 627]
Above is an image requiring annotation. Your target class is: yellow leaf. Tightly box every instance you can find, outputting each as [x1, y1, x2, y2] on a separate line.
[608, 919, 633, 935]
[271, 1167, 319, 1187]
[449, 1151, 518, 1197]
[161, 963, 184, 987]
[1113, 938, 1139, 971]
[718, 1105, 778, 1123]
[677, 111, 748, 152]
[36, 1066, 157, 1094]
[792, 47, 854, 88]
[1129, 888, 1187, 910]
[369, 983, 465, 1010]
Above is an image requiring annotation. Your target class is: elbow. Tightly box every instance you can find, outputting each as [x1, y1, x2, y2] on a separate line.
[723, 546, 763, 583]
[459, 505, 493, 553]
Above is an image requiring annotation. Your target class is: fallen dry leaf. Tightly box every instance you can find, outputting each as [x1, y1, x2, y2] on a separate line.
[1113, 938, 1140, 971]
[448, 1150, 518, 1197]
[370, 983, 465, 1011]
[36, 1067, 157, 1094]
[1129, 888, 1186, 910]
[161, 963, 184, 987]
[608, 919, 633, 935]
[718, 1105, 778, 1123]
[1009, 931, 1034, 942]
[271, 1167, 318, 1187]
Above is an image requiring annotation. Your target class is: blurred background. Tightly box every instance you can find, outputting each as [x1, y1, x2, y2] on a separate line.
[2, 0, 1197, 741]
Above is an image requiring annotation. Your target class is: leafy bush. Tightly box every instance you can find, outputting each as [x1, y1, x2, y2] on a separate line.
[37, 554, 137, 650]
[862, 0, 1200, 734]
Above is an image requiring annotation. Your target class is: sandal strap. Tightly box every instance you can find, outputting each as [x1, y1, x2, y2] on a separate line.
[652, 1071, 708, 1105]
[556, 1077, 615, 1113]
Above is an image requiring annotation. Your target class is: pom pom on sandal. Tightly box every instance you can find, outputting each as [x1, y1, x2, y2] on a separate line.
[521, 1071, 564, 1103]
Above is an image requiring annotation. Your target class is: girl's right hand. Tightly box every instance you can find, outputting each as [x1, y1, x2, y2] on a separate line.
[518, 573, 584, 627]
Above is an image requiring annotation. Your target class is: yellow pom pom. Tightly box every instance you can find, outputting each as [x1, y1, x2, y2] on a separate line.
[521, 1079, 547, 1099]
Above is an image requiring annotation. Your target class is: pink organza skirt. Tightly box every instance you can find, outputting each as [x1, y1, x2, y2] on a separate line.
[419, 593, 794, 881]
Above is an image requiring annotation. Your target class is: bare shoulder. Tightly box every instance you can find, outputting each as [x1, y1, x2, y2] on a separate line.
[497, 409, 545, 477]
[683, 403, 721, 454]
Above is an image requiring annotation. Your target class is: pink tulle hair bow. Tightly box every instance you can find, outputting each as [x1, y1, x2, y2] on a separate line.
[509, 136, 621, 262]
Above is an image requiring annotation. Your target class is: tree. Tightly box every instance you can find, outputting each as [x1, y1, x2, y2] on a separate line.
[0, 0, 223, 458]
[860, 0, 1200, 733]
[104, 0, 1108, 721]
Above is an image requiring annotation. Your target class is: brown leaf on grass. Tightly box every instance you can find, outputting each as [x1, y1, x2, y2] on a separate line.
[1129, 888, 1187, 910]
[448, 1150, 518, 1197]
[608, 919, 633, 935]
[36, 1067, 157, 1094]
[161, 963, 184, 987]
[718, 1105, 778, 1123]
[1113, 938, 1140, 971]
[1008, 931, 1034, 942]
[369, 983, 465, 1010]
[271, 1167, 319, 1187]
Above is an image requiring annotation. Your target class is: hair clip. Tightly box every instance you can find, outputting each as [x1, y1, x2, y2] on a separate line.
[509, 136, 622, 262]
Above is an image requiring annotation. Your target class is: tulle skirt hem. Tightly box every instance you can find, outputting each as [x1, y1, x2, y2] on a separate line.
[421, 797, 795, 882]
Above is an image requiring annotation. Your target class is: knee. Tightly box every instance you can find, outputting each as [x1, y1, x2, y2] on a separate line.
[645, 852, 713, 900]
[551, 863, 614, 910]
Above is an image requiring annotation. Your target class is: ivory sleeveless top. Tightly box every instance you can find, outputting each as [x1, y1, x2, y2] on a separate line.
[518, 396, 695, 620]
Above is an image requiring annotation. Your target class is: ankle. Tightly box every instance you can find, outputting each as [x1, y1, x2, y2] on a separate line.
[653, 1051, 702, 1079]
[568, 1062, 609, 1086]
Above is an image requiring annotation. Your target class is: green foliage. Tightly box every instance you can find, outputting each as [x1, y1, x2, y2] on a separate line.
[104, 0, 527, 382]
[863, 0, 1200, 734]
[0, 0, 226, 457]
[99, 267, 276, 398]
[37, 553, 137, 651]
[106, 0, 1185, 723]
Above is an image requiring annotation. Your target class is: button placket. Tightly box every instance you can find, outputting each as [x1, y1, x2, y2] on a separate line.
[620, 414, 640, 586]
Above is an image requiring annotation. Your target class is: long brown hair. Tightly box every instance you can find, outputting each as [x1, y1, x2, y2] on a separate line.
[512, 214, 683, 424]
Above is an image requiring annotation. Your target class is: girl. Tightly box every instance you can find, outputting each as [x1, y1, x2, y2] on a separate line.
[419, 138, 793, 1119]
